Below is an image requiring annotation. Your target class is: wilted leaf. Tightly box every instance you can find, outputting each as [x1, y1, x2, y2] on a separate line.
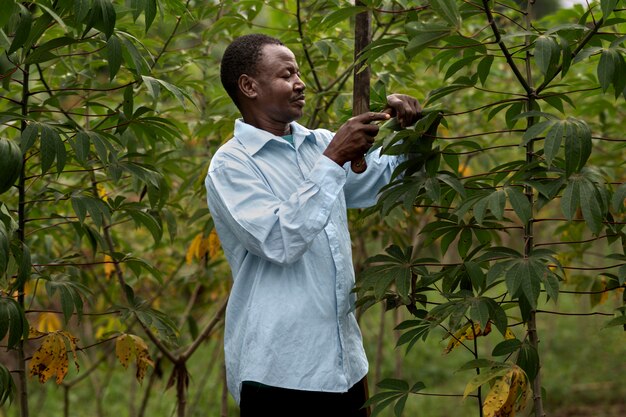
[115, 333, 154, 383]
[483, 366, 531, 417]
[445, 321, 492, 354]
[29, 331, 79, 384]
[483, 372, 512, 417]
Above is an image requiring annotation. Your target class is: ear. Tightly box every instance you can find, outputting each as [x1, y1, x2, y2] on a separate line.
[238, 74, 258, 100]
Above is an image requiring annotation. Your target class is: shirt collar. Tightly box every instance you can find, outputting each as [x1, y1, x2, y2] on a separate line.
[234, 119, 317, 155]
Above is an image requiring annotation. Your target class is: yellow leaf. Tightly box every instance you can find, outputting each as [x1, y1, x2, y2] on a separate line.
[36, 312, 61, 333]
[208, 229, 221, 259]
[485, 366, 531, 417]
[483, 371, 513, 417]
[445, 321, 492, 353]
[116, 334, 134, 369]
[197, 234, 210, 259]
[115, 334, 154, 383]
[29, 331, 80, 384]
[504, 328, 516, 340]
[104, 254, 115, 279]
[97, 183, 108, 202]
[186, 234, 202, 265]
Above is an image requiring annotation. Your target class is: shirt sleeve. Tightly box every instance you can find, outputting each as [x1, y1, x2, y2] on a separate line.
[206, 152, 347, 266]
[343, 147, 402, 209]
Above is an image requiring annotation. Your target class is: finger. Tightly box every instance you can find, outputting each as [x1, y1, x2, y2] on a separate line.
[356, 112, 391, 124]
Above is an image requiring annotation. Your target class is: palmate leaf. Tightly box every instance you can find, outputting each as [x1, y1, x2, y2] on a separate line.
[430, 0, 461, 28]
[115, 333, 154, 383]
[364, 378, 425, 417]
[45, 278, 92, 323]
[28, 331, 79, 384]
[601, 0, 619, 18]
[505, 186, 532, 224]
[561, 171, 607, 234]
[0, 296, 29, 349]
[0, 363, 16, 406]
[361, 245, 420, 302]
[405, 21, 452, 59]
[535, 35, 560, 76]
[564, 118, 592, 177]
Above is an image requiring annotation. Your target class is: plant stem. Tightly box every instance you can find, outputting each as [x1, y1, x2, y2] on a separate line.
[17, 62, 30, 417]
[481, 0, 533, 96]
[523, 2, 545, 417]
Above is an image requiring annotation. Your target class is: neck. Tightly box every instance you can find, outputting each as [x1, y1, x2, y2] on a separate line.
[242, 116, 291, 136]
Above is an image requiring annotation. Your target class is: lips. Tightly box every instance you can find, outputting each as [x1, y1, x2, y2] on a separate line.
[292, 95, 305, 106]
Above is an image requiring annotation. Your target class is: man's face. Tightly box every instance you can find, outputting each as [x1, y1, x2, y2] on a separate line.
[250, 44, 306, 125]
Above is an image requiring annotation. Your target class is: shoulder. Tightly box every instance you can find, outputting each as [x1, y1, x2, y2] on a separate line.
[208, 138, 248, 173]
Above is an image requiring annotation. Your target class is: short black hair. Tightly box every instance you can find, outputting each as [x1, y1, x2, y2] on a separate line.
[220, 34, 285, 107]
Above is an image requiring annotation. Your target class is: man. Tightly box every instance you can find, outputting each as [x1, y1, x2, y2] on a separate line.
[205, 34, 420, 416]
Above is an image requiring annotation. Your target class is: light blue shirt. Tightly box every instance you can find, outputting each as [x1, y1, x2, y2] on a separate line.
[205, 119, 400, 404]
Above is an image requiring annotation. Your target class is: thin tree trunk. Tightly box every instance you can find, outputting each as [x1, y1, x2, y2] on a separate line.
[351, 0, 372, 173]
[17, 62, 30, 417]
[523, 2, 545, 416]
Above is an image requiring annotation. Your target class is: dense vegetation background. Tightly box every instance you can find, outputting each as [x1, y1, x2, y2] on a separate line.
[1, 1, 624, 416]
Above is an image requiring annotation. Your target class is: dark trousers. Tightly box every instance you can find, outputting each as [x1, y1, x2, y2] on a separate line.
[240, 378, 370, 417]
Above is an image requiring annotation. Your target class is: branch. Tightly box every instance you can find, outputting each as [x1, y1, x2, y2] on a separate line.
[296, 0, 323, 92]
[181, 298, 227, 361]
[481, 0, 533, 95]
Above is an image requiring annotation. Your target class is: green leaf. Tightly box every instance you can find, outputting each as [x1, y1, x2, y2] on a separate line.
[430, 0, 461, 27]
[72, 131, 91, 164]
[611, 183, 626, 212]
[543, 121, 563, 167]
[477, 55, 494, 86]
[0, 1, 17, 29]
[517, 342, 539, 381]
[40, 125, 64, 175]
[405, 22, 452, 58]
[107, 35, 122, 81]
[25, 36, 77, 65]
[444, 55, 481, 81]
[598, 49, 616, 93]
[561, 176, 580, 220]
[19, 123, 38, 153]
[97, 0, 116, 39]
[127, 209, 163, 245]
[0, 363, 16, 406]
[0, 222, 9, 275]
[522, 120, 553, 145]
[601, 0, 619, 18]
[579, 178, 604, 234]
[8, 4, 32, 54]
[564, 119, 592, 176]
[535, 35, 559, 76]
[37, 3, 69, 33]
[505, 186, 531, 224]
[144, 0, 157, 32]
[458, 228, 472, 259]
[320, 6, 367, 29]
[13, 242, 30, 291]
[492, 339, 522, 356]
[45, 279, 91, 323]
[487, 189, 506, 220]
[464, 366, 511, 397]
[141, 76, 194, 109]
[0, 297, 28, 349]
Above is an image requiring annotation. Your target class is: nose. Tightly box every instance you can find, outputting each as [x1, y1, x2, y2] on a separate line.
[295, 74, 306, 92]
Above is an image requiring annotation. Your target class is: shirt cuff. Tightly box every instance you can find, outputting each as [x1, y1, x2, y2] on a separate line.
[309, 154, 347, 197]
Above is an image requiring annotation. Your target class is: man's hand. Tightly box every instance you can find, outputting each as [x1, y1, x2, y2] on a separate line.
[384, 94, 422, 128]
[323, 112, 391, 167]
